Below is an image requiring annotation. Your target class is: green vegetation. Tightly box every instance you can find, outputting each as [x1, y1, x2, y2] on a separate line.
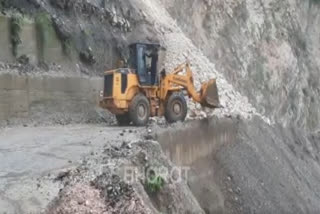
[52, 19, 73, 57]
[35, 12, 52, 61]
[9, 14, 23, 57]
[82, 28, 91, 37]
[146, 172, 165, 193]
[0, 0, 8, 11]
[61, 38, 72, 56]
[35, 13, 52, 30]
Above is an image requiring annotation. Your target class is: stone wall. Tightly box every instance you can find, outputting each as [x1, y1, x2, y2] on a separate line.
[0, 72, 104, 124]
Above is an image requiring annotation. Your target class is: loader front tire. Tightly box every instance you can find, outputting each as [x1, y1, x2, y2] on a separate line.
[165, 93, 187, 123]
[129, 94, 150, 126]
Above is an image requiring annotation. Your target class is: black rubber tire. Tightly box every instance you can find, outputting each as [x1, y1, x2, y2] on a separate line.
[116, 113, 131, 126]
[165, 92, 187, 123]
[129, 94, 150, 126]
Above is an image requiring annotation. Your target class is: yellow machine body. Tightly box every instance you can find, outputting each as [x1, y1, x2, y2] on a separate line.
[99, 42, 220, 126]
[100, 62, 220, 117]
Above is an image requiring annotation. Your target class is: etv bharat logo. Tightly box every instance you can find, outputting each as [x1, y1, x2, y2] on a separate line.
[123, 165, 190, 184]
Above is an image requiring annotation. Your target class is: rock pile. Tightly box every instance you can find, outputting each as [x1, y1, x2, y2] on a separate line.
[132, 0, 271, 123]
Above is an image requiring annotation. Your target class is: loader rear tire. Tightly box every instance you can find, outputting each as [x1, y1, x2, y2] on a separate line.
[116, 113, 131, 126]
[165, 92, 187, 123]
[129, 94, 150, 126]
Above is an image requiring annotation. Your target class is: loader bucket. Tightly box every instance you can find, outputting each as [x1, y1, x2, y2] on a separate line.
[200, 79, 220, 108]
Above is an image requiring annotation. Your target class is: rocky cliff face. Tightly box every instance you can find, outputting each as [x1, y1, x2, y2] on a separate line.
[160, 0, 320, 131]
[0, 0, 157, 73]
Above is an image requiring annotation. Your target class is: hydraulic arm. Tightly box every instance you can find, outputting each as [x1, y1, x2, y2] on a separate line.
[160, 62, 220, 108]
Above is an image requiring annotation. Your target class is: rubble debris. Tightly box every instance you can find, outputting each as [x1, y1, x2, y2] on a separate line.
[54, 170, 71, 182]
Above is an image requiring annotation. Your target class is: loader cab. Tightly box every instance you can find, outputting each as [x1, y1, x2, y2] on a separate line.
[128, 43, 161, 86]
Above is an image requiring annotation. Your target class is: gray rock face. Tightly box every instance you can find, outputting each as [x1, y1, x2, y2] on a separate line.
[1, 0, 157, 74]
[161, 0, 320, 131]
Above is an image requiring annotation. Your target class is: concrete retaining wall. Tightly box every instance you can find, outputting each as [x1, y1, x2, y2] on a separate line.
[158, 119, 237, 165]
[0, 72, 104, 123]
[157, 119, 238, 213]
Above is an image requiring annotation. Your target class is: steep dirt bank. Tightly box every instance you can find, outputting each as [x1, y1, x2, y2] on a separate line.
[157, 117, 320, 213]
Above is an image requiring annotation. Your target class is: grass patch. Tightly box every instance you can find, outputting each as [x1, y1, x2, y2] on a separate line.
[52, 18, 73, 57]
[145, 170, 165, 193]
[9, 14, 23, 57]
[35, 12, 52, 61]
[61, 38, 72, 56]
[35, 12, 52, 27]
[0, 0, 9, 11]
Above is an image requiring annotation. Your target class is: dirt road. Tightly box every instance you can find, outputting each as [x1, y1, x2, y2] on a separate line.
[0, 124, 142, 214]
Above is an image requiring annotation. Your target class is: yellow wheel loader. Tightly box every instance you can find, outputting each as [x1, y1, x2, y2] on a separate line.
[99, 43, 220, 126]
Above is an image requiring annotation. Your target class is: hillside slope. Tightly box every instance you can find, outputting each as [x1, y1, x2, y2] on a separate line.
[161, 0, 320, 131]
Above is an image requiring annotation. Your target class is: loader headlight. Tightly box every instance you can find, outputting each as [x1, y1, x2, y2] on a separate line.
[100, 90, 103, 97]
